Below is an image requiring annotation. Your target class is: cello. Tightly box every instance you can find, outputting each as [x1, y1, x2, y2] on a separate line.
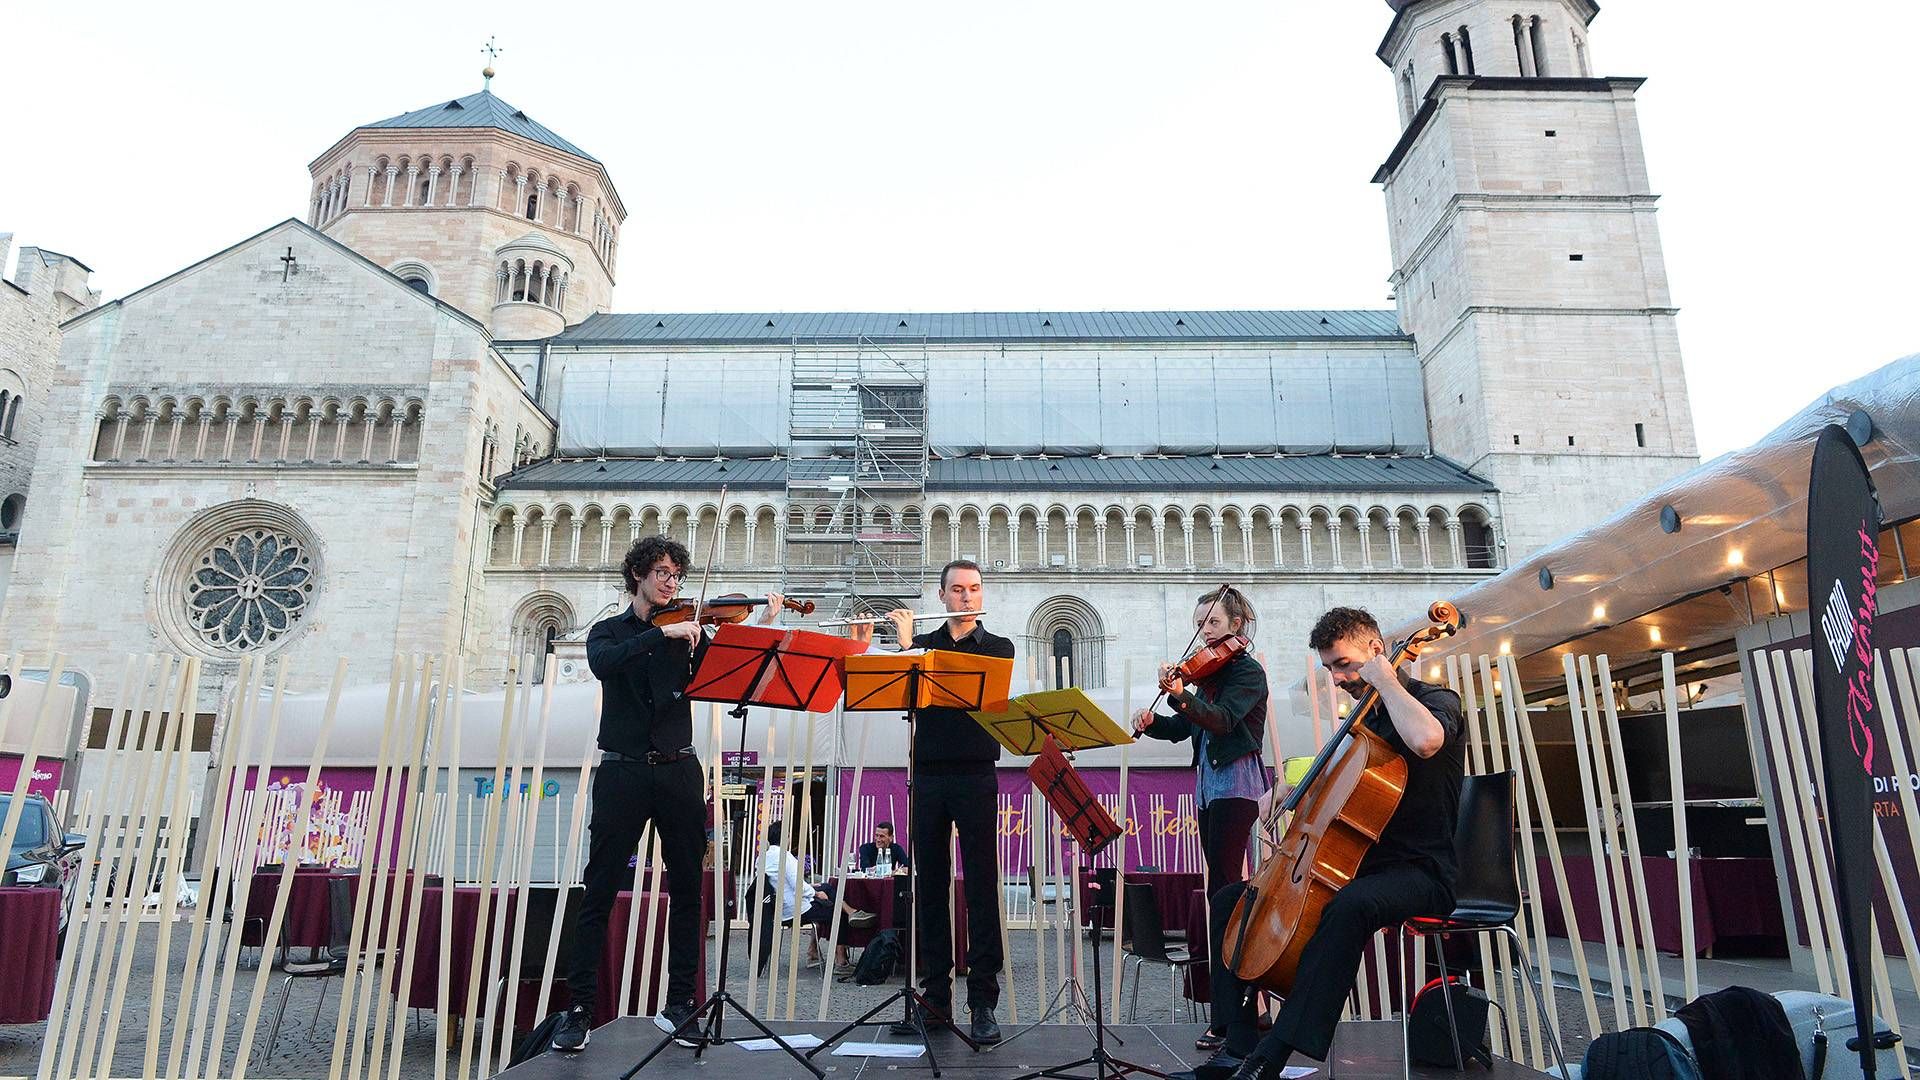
[1220, 599, 1464, 994]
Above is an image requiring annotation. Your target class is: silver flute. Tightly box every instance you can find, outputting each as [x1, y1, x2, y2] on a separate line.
[814, 609, 989, 629]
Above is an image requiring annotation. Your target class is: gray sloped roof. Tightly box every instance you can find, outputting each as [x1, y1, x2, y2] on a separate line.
[543, 310, 1407, 346]
[362, 90, 598, 163]
[494, 453, 1488, 494]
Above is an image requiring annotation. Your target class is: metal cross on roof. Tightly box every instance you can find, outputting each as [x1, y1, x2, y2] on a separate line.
[481, 36, 503, 88]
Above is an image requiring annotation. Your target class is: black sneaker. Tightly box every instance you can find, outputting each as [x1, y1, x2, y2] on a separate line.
[1168, 1048, 1245, 1080]
[661, 999, 700, 1047]
[888, 1000, 948, 1036]
[969, 1007, 1002, 1044]
[551, 1005, 592, 1052]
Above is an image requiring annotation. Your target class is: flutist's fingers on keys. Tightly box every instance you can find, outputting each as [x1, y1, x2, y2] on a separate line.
[844, 620, 874, 647]
[887, 607, 915, 645]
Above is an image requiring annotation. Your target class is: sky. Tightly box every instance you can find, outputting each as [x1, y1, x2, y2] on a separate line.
[4, 1, 1915, 460]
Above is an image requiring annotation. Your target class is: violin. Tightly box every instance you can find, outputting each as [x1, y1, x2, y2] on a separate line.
[649, 593, 815, 627]
[1163, 633, 1250, 689]
[1221, 599, 1463, 996]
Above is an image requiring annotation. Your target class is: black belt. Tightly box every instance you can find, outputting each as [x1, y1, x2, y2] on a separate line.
[603, 747, 697, 765]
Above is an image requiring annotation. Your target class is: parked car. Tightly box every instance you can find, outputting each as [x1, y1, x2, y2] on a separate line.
[2, 792, 87, 943]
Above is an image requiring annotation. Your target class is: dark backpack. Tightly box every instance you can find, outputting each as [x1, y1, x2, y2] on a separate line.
[1581, 1027, 1703, 1080]
[1406, 975, 1492, 1068]
[511, 1010, 570, 1067]
[851, 929, 901, 985]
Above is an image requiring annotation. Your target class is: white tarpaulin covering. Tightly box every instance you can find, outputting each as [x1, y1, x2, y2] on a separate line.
[559, 348, 1432, 458]
[1402, 353, 1920, 669]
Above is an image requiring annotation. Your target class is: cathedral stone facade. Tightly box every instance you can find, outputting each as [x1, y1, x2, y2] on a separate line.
[0, 0, 1697, 724]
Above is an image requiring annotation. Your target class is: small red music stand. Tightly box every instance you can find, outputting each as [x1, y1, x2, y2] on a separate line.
[685, 623, 866, 715]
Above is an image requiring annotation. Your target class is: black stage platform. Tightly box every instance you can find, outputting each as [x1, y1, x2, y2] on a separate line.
[499, 1019, 1557, 1079]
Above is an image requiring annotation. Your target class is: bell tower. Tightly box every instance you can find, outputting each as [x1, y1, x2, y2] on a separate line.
[1376, 0, 1698, 560]
[304, 70, 625, 339]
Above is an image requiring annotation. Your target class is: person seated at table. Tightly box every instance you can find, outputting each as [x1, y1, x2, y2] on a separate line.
[759, 842, 877, 972]
[857, 821, 910, 874]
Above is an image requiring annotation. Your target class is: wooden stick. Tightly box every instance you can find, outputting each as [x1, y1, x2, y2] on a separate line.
[633, 826, 664, 1014]
[328, 654, 415, 1080]
[455, 657, 519, 1080]
[1305, 651, 1324, 747]
[88, 655, 184, 1080]
[1495, 655, 1564, 1052]
[1780, 649, 1853, 991]
[348, 656, 424, 1080]
[497, 656, 559, 1072]
[1475, 658, 1538, 1067]
[995, 814, 1018, 1026]
[634, 829, 665, 1016]
[232, 658, 344, 1080]
[1869, 912, 1913, 1080]
[0, 652, 68, 857]
[186, 657, 276, 1080]
[1109, 667, 1131, 1026]
[763, 715, 802, 1012]
[1746, 648, 1836, 994]
[475, 660, 536, 1074]
[1030, 788, 1049, 1019]
[744, 723, 776, 1012]
[710, 701, 728, 1009]
[1577, 655, 1647, 1027]
[385, 656, 450, 1080]
[1449, 656, 1507, 1056]
[37, 655, 145, 1080]
[818, 709, 872, 1019]
[143, 659, 203, 1078]
[1596, 656, 1665, 1021]
[1513, 656, 1602, 1037]
[435, 659, 463, 1080]
[368, 657, 437, 1080]
[1563, 654, 1629, 1030]
[1658, 654, 1700, 1004]
[532, 740, 596, 1026]
[785, 706, 817, 1018]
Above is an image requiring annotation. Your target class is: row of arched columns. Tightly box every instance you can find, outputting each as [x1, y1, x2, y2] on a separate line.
[92, 393, 425, 466]
[487, 498, 1500, 573]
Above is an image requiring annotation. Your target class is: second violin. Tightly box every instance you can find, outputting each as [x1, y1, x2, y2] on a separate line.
[648, 592, 815, 627]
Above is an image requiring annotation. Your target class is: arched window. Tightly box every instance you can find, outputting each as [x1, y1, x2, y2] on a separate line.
[1026, 595, 1108, 689]
[1051, 628, 1075, 689]
[526, 193, 538, 220]
[0, 391, 11, 439]
[0, 493, 23, 533]
[1458, 25, 1476, 74]
[403, 277, 429, 294]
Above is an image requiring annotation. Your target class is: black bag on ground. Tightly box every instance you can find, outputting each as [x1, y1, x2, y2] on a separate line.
[851, 929, 901, 985]
[1581, 1027, 1703, 1080]
[1406, 975, 1493, 1069]
[512, 1009, 570, 1067]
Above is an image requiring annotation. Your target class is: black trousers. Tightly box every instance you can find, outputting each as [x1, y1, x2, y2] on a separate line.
[1208, 865, 1451, 1061]
[910, 770, 1003, 1011]
[567, 757, 706, 1016]
[1198, 797, 1258, 893]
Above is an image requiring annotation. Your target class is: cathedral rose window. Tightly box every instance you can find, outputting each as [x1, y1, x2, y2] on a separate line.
[186, 529, 315, 651]
[158, 500, 323, 659]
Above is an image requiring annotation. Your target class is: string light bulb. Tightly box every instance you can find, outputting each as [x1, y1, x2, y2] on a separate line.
[1649, 626, 1663, 644]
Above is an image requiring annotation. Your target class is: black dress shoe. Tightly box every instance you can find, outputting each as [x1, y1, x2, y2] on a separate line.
[661, 999, 700, 1047]
[970, 1007, 1002, 1044]
[1167, 1048, 1244, 1080]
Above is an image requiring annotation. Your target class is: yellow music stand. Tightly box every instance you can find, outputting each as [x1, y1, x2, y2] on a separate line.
[969, 687, 1134, 756]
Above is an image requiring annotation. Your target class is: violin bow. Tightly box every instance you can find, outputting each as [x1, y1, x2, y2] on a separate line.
[688, 484, 728, 629]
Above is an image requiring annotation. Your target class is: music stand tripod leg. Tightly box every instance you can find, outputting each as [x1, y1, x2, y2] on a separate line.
[805, 668, 979, 1074]
[623, 681, 826, 1080]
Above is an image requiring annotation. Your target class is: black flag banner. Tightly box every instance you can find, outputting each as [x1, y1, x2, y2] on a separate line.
[1806, 421, 1892, 1078]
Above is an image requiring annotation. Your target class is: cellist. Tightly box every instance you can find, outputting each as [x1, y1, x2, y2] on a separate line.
[1172, 606, 1465, 1080]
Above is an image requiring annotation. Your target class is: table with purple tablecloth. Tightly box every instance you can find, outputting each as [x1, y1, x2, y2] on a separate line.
[835, 874, 899, 948]
[0, 887, 60, 1024]
[397, 886, 696, 1023]
[241, 868, 416, 950]
[1535, 855, 1785, 957]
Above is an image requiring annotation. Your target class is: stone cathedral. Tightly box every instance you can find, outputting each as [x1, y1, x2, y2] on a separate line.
[0, 0, 1696, 717]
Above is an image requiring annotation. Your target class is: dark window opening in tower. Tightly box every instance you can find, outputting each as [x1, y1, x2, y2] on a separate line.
[1442, 33, 1459, 75]
[1512, 16, 1527, 73]
[1458, 26, 1475, 74]
[526, 194, 538, 220]
[1051, 627, 1075, 689]
[1461, 515, 1496, 569]
[1531, 17, 1550, 76]
[418, 178, 431, 204]
[404, 277, 429, 294]
[1635, 422, 1647, 448]
[1, 494, 23, 532]
[1399, 64, 1417, 120]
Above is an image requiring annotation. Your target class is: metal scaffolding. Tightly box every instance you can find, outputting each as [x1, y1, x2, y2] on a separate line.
[781, 335, 929, 622]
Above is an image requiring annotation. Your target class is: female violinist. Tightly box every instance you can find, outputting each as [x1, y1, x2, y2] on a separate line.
[1130, 585, 1270, 897]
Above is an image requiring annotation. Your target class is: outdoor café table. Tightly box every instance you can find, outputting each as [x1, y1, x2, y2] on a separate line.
[0, 887, 60, 1023]
[836, 874, 898, 948]
[1081, 870, 1206, 932]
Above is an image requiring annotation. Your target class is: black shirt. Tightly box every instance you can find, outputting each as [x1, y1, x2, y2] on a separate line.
[585, 606, 699, 757]
[1356, 678, 1464, 890]
[909, 621, 1017, 773]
